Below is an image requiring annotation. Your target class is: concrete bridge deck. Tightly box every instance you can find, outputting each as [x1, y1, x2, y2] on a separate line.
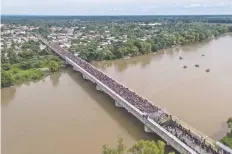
[38, 36, 231, 154]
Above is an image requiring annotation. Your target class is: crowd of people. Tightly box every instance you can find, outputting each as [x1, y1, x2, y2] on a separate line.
[43, 40, 219, 154]
[162, 119, 218, 154]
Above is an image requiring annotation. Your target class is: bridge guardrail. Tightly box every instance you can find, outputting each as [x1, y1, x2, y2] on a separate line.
[216, 141, 232, 154]
[172, 117, 216, 148]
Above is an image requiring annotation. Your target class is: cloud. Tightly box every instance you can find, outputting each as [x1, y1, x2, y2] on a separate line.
[183, 4, 202, 8]
[112, 8, 124, 11]
[1, 0, 232, 15]
[140, 5, 157, 12]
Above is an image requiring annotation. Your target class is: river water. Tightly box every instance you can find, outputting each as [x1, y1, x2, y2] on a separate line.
[1, 34, 232, 154]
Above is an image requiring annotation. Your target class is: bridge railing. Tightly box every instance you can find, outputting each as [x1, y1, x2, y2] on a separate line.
[216, 141, 232, 154]
[172, 117, 216, 149]
[147, 118, 197, 154]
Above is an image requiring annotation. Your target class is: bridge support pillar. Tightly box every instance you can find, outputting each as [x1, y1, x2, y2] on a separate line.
[96, 84, 102, 91]
[82, 74, 88, 80]
[64, 60, 69, 65]
[73, 66, 79, 72]
[115, 101, 123, 108]
[144, 125, 153, 133]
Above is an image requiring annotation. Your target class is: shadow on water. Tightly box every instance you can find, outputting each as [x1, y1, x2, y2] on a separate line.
[50, 72, 62, 87]
[115, 61, 128, 72]
[92, 61, 114, 71]
[1, 86, 17, 106]
[92, 54, 153, 72]
[66, 68, 177, 154]
[139, 54, 153, 69]
[211, 122, 228, 140]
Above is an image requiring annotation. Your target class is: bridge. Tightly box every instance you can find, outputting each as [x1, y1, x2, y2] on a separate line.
[38, 36, 231, 154]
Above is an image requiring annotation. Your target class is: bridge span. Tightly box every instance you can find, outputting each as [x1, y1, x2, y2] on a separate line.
[38, 37, 231, 154]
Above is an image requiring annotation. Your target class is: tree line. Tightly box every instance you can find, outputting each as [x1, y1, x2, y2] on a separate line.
[72, 24, 231, 61]
[102, 138, 175, 154]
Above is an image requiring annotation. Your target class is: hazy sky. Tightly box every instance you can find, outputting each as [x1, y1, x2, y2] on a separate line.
[1, 0, 232, 15]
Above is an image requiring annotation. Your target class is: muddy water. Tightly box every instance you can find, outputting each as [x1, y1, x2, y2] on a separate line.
[92, 34, 232, 140]
[1, 34, 232, 154]
[1, 70, 162, 154]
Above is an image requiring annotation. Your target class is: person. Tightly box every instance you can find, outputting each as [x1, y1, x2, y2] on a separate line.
[145, 113, 149, 119]
[142, 113, 146, 118]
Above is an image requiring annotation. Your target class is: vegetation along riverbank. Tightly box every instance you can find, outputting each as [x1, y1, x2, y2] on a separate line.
[1, 40, 62, 88]
[71, 23, 232, 61]
[221, 117, 232, 148]
[101, 137, 175, 154]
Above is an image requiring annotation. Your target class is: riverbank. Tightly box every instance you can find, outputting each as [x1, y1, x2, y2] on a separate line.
[89, 31, 232, 64]
[91, 32, 231, 65]
[75, 24, 232, 62]
[1, 39, 66, 88]
[1, 55, 64, 88]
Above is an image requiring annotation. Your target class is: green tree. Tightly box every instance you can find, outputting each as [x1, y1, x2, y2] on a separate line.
[227, 117, 232, 126]
[1, 53, 9, 64]
[102, 137, 126, 154]
[39, 48, 50, 55]
[227, 117, 232, 136]
[134, 40, 142, 50]
[18, 50, 36, 59]
[8, 50, 19, 64]
[1, 71, 14, 87]
[129, 46, 139, 56]
[48, 60, 59, 73]
[221, 136, 232, 149]
[102, 138, 175, 154]
[2, 63, 11, 71]
[140, 42, 151, 54]
[129, 140, 165, 154]
[20, 61, 32, 70]
[118, 47, 128, 57]
[38, 27, 50, 38]
[21, 40, 40, 53]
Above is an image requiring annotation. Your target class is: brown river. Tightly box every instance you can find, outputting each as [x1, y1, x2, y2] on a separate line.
[1, 34, 232, 154]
